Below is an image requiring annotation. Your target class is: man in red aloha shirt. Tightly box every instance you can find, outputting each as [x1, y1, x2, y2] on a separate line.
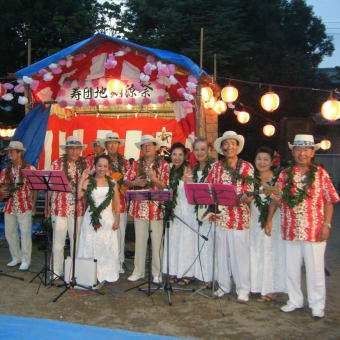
[206, 131, 254, 302]
[0, 141, 37, 271]
[265, 134, 339, 319]
[87, 138, 105, 171]
[45, 136, 87, 278]
[103, 132, 130, 273]
[125, 135, 169, 284]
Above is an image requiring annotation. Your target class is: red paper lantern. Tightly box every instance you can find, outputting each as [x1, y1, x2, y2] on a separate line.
[260, 91, 280, 112]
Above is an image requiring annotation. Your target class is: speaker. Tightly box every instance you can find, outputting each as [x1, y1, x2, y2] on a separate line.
[64, 256, 97, 289]
[279, 117, 316, 163]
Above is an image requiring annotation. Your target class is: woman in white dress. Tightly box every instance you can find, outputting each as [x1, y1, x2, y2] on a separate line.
[77, 155, 121, 283]
[192, 138, 216, 288]
[250, 146, 286, 301]
[162, 142, 196, 285]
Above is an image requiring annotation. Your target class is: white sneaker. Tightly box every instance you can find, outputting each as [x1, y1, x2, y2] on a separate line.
[127, 274, 144, 282]
[7, 259, 20, 267]
[19, 262, 30, 271]
[280, 304, 301, 313]
[214, 288, 226, 298]
[312, 309, 325, 319]
[237, 295, 249, 303]
[153, 276, 162, 284]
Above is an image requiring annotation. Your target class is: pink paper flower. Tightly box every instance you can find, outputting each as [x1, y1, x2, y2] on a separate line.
[14, 84, 25, 93]
[133, 82, 144, 92]
[177, 88, 186, 96]
[92, 79, 99, 87]
[182, 101, 193, 110]
[38, 69, 48, 75]
[75, 100, 83, 107]
[143, 63, 153, 75]
[158, 95, 166, 104]
[158, 66, 170, 77]
[168, 64, 176, 75]
[128, 97, 136, 105]
[77, 80, 86, 88]
[115, 98, 123, 105]
[142, 97, 151, 105]
[3, 83, 14, 90]
[188, 75, 198, 84]
[59, 100, 68, 108]
[58, 59, 67, 66]
[103, 99, 110, 106]
[30, 80, 40, 91]
[63, 81, 72, 89]
[186, 86, 196, 94]
[57, 89, 66, 97]
[52, 68, 62, 74]
[89, 99, 97, 106]
[155, 81, 166, 90]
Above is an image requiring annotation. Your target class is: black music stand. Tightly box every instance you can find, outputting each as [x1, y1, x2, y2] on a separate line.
[125, 190, 171, 297]
[21, 169, 72, 291]
[0, 269, 25, 281]
[184, 183, 237, 298]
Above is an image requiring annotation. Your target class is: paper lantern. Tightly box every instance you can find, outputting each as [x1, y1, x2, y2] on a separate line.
[260, 91, 280, 112]
[213, 100, 227, 114]
[320, 139, 331, 150]
[201, 87, 213, 102]
[263, 124, 276, 137]
[321, 98, 340, 121]
[237, 111, 250, 124]
[0, 129, 7, 137]
[204, 97, 215, 109]
[107, 79, 123, 94]
[221, 85, 238, 103]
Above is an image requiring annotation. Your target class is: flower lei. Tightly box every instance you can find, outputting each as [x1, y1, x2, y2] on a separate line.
[137, 154, 162, 189]
[61, 154, 86, 188]
[222, 159, 253, 184]
[253, 169, 280, 228]
[84, 175, 114, 231]
[110, 153, 125, 173]
[282, 163, 317, 208]
[165, 162, 187, 219]
[193, 158, 215, 224]
[5, 160, 28, 193]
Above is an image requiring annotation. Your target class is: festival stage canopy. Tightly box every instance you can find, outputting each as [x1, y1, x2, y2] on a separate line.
[13, 33, 210, 167]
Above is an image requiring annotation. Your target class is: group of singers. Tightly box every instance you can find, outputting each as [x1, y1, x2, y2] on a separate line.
[0, 129, 338, 319]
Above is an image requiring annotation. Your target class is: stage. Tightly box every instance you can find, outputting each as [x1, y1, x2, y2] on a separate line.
[0, 208, 339, 339]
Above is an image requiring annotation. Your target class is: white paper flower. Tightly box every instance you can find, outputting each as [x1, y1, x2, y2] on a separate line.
[43, 72, 54, 82]
[18, 96, 28, 105]
[2, 93, 14, 101]
[23, 76, 33, 84]
[169, 75, 178, 85]
[184, 93, 194, 101]
[48, 63, 58, 70]
[115, 50, 125, 57]
[140, 73, 150, 82]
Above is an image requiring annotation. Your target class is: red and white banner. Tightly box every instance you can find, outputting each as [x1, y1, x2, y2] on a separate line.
[38, 114, 188, 169]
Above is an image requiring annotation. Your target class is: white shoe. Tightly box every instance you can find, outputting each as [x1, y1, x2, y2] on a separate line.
[7, 259, 20, 267]
[127, 274, 144, 282]
[19, 262, 30, 271]
[312, 309, 325, 319]
[153, 277, 162, 284]
[280, 304, 301, 313]
[237, 295, 249, 303]
[214, 288, 226, 298]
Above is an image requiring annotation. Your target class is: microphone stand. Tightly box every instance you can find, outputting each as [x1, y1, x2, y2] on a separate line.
[53, 159, 104, 302]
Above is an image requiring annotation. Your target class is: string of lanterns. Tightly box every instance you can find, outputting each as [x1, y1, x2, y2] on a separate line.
[201, 81, 340, 138]
[0, 128, 16, 138]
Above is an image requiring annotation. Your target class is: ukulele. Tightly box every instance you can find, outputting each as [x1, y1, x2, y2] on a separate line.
[197, 185, 281, 222]
[110, 172, 129, 210]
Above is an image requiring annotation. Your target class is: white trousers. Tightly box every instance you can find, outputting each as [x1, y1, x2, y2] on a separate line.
[285, 241, 326, 310]
[216, 228, 250, 298]
[52, 215, 82, 276]
[132, 218, 164, 280]
[5, 211, 32, 264]
[118, 212, 127, 264]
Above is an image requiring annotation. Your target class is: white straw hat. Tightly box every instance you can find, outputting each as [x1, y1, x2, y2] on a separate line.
[135, 134, 161, 149]
[90, 138, 105, 149]
[5, 141, 26, 152]
[213, 131, 245, 155]
[60, 136, 87, 150]
[288, 134, 320, 150]
[103, 132, 124, 146]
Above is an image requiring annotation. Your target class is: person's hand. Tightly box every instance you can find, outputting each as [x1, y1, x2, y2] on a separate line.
[265, 220, 272, 237]
[146, 168, 157, 182]
[270, 193, 281, 204]
[134, 177, 148, 187]
[112, 219, 120, 230]
[183, 167, 193, 183]
[44, 205, 51, 218]
[319, 225, 330, 242]
[239, 193, 249, 204]
[80, 168, 91, 181]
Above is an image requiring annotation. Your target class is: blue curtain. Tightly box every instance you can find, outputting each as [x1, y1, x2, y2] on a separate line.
[12, 104, 50, 167]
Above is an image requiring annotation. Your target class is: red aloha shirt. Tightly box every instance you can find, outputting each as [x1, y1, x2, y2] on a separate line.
[276, 165, 339, 242]
[86, 157, 95, 171]
[206, 159, 254, 230]
[49, 158, 85, 217]
[109, 156, 130, 213]
[0, 163, 35, 214]
[124, 159, 169, 220]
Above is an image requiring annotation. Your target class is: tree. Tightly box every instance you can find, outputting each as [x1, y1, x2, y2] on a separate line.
[116, 0, 335, 159]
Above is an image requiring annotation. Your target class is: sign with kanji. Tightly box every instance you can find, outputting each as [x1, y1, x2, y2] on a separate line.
[56, 78, 166, 106]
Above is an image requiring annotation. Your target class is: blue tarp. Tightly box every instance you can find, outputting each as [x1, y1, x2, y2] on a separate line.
[11, 103, 50, 168]
[15, 33, 204, 80]
[0, 315, 185, 340]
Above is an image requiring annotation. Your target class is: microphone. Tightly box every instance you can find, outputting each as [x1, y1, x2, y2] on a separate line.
[84, 152, 95, 158]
